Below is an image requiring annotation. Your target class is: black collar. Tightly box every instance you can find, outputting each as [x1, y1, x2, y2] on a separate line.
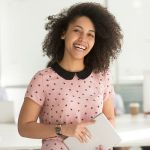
[51, 63, 92, 80]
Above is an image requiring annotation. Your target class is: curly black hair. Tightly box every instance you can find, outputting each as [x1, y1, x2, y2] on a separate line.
[43, 2, 123, 73]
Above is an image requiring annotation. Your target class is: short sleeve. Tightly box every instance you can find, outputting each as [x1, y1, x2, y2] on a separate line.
[25, 71, 45, 106]
[103, 70, 115, 102]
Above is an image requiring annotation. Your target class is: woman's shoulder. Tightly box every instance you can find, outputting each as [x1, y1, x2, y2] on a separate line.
[33, 67, 54, 78]
[92, 69, 111, 80]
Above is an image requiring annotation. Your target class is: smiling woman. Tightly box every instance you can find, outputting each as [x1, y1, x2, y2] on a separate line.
[18, 2, 123, 150]
[59, 16, 95, 71]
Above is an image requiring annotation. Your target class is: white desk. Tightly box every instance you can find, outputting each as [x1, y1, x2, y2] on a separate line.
[0, 123, 41, 150]
[0, 114, 150, 149]
[115, 114, 150, 147]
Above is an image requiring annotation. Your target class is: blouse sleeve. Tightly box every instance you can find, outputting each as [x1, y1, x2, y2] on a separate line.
[25, 71, 45, 106]
[103, 70, 115, 102]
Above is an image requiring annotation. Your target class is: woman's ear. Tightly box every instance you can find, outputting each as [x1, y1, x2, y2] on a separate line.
[61, 31, 65, 40]
[61, 35, 65, 39]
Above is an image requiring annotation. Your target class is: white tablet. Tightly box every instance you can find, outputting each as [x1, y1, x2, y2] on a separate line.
[64, 113, 121, 150]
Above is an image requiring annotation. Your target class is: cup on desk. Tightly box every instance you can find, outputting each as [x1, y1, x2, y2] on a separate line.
[129, 103, 140, 116]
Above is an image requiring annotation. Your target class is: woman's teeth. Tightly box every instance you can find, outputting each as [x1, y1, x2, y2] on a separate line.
[73, 44, 86, 51]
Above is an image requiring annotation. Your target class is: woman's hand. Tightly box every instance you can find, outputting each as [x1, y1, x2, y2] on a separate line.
[96, 145, 113, 150]
[62, 120, 95, 143]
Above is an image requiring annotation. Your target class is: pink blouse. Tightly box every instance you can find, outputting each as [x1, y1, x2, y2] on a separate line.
[25, 63, 114, 150]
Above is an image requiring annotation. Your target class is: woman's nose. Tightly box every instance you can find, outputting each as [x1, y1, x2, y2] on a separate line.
[78, 33, 86, 42]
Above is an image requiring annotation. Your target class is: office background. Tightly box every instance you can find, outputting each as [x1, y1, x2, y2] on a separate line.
[0, 0, 150, 120]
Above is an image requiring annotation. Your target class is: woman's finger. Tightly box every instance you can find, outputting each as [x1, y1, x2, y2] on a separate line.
[96, 145, 104, 150]
[83, 127, 92, 139]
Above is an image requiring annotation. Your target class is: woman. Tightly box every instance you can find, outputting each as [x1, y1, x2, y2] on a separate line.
[18, 2, 123, 150]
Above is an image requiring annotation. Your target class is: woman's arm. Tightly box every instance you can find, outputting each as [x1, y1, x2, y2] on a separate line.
[18, 97, 95, 142]
[18, 97, 57, 139]
[102, 98, 115, 126]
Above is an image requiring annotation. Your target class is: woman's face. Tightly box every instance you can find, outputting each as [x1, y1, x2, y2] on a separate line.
[62, 16, 95, 62]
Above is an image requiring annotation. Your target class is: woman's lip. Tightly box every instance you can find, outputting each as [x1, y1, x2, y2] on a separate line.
[73, 43, 87, 50]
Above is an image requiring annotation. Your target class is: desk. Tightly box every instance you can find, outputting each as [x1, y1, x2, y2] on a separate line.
[0, 114, 150, 149]
[0, 124, 41, 150]
[115, 114, 150, 147]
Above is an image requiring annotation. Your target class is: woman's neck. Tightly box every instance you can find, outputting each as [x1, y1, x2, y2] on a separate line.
[59, 59, 85, 72]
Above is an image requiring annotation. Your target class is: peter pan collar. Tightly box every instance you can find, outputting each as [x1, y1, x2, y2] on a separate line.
[51, 62, 92, 80]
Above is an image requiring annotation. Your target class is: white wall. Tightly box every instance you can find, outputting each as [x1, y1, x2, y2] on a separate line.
[108, 0, 150, 83]
[0, 0, 106, 86]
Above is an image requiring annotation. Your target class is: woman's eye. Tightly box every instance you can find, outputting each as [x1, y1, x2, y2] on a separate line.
[73, 29, 81, 32]
[88, 33, 95, 38]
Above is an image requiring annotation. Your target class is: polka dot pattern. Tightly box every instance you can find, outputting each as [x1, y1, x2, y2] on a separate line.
[25, 68, 114, 150]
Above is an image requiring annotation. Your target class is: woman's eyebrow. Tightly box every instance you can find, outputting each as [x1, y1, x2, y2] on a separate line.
[73, 25, 95, 33]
